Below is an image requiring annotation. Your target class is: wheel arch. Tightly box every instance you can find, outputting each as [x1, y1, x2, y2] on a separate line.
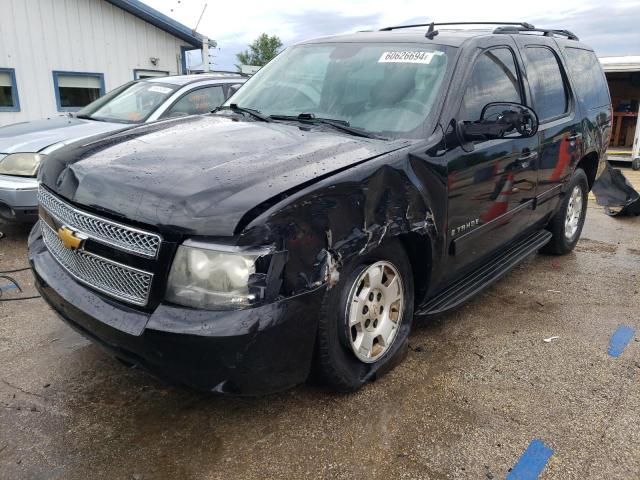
[397, 231, 432, 306]
[576, 151, 599, 190]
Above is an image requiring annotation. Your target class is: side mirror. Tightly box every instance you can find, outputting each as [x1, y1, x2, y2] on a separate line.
[458, 102, 539, 142]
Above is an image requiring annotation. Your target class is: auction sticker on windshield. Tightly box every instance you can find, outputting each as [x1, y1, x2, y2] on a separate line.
[378, 51, 436, 64]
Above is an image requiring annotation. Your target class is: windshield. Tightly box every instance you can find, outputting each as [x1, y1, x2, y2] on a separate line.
[76, 82, 178, 123]
[226, 43, 453, 137]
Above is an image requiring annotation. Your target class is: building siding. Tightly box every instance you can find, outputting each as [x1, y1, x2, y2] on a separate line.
[0, 0, 191, 125]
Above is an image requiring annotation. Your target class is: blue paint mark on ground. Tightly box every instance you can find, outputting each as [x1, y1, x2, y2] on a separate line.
[507, 439, 553, 480]
[608, 325, 635, 357]
[0, 283, 18, 291]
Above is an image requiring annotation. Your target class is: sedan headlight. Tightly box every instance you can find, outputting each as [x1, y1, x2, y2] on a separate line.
[165, 240, 273, 310]
[0, 153, 43, 176]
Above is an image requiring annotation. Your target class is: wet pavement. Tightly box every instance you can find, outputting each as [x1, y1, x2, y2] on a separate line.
[0, 201, 638, 480]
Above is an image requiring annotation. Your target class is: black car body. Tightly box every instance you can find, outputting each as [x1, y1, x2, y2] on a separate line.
[28, 23, 612, 395]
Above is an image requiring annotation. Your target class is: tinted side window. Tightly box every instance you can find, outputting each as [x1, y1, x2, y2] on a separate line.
[524, 47, 569, 121]
[564, 47, 610, 109]
[167, 86, 225, 116]
[461, 48, 522, 121]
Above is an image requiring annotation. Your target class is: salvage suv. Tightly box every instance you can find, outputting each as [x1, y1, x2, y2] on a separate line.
[28, 22, 611, 395]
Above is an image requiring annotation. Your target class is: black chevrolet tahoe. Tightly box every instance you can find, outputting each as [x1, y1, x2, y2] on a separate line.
[28, 22, 612, 395]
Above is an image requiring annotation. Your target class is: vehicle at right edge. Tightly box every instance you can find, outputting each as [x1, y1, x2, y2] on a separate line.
[29, 22, 612, 394]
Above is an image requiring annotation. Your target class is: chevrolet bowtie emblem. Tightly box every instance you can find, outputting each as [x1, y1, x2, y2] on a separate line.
[57, 226, 84, 250]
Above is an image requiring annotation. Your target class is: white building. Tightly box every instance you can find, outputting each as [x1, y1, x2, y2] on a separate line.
[0, 0, 209, 126]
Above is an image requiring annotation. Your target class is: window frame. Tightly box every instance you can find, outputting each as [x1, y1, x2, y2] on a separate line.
[0, 67, 20, 112]
[522, 46, 573, 124]
[52, 70, 105, 112]
[133, 69, 170, 80]
[180, 46, 191, 75]
[160, 83, 226, 118]
[457, 45, 526, 123]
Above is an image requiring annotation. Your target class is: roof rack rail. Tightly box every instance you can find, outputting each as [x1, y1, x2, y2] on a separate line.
[194, 70, 250, 77]
[379, 21, 535, 32]
[493, 26, 579, 40]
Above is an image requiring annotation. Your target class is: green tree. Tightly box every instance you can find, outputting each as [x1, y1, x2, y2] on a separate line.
[236, 33, 283, 69]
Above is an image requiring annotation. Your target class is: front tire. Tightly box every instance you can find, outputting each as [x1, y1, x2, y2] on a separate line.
[541, 168, 589, 255]
[315, 240, 414, 392]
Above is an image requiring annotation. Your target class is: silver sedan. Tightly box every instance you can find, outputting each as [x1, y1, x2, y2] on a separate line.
[0, 73, 245, 223]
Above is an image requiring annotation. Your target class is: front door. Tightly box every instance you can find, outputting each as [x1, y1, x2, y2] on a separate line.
[446, 41, 539, 274]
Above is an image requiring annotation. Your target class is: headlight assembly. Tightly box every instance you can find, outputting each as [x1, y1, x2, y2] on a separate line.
[0, 153, 43, 176]
[165, 240, 274, 310]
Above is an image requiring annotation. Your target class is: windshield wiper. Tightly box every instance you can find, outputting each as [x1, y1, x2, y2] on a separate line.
[269, 113, 384, 139]
[212, 104, 272, 122]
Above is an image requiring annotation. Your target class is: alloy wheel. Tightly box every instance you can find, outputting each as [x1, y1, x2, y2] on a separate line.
[346, 261, 404, 363]
[564, 185, 583, 240]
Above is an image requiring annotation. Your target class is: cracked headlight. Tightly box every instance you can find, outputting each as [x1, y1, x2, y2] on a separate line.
[0, 153, 43, 176]
[165, 240, 272, 310]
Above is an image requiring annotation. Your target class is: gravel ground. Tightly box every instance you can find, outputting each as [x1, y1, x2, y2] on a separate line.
[0, 200, 638, 480]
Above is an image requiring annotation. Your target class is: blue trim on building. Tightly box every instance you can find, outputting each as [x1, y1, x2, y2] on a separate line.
[105, 0, 205, 48]
[0, 67, 20, 112]
[52, 71, 106, 112]
[133, 68, 170, 80]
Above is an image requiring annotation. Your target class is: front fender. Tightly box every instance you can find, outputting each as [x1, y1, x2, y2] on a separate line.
[237, 149, 439, 298]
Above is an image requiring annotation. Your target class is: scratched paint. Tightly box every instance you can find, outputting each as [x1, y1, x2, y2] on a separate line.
[507, 439, 553, 480]
[608, 325, 636, 358]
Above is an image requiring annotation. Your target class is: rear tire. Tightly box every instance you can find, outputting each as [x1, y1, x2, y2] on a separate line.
[632, 158, 640, 171]
[541, 168, 589, 255]
[315, 240, 414, 392]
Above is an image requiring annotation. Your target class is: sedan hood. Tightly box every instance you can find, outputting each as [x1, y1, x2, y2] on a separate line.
[0, 116, 126, 154]
[40, 115, 407, 236]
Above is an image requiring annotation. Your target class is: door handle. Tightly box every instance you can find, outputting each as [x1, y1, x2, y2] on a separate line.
[518, 151, 538, 161]
[567, 132, 582, 142]
[516, 151, 538, 168]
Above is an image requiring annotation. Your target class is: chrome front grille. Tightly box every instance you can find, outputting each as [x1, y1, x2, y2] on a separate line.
[38, 186, 161, 258]
[41, 221, 153, 306]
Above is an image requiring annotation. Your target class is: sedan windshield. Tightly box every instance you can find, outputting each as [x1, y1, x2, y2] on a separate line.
[226, 43, 452, 137]
[76, 82, 178, 123]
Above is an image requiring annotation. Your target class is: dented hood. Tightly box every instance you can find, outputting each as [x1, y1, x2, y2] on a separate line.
[40, 115, 406, 236]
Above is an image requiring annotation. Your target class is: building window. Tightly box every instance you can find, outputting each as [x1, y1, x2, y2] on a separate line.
[134, 69, 170, 80]
[0, 68, 20, 112]
[52, 71, 105, 111]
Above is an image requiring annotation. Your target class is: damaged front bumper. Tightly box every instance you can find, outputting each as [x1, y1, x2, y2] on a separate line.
[28, 223, 323, 395]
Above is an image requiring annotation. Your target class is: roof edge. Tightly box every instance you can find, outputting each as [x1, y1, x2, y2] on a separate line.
[104, 0, 208, 48]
